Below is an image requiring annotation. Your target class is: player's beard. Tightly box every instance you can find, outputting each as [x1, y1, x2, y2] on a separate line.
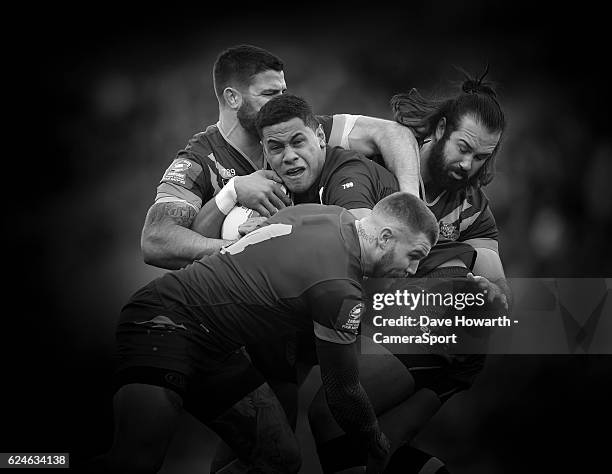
[372, 246, 404, 278]
[427, 137, 469, 192]
[237, 98, 259, 139]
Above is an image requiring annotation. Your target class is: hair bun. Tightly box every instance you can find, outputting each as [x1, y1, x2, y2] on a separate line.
[462, 80, 481, 94]
[460, 64, 497, 98]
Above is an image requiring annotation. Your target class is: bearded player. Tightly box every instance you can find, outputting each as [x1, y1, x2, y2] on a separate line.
[91, 193, 438, 473]
[305, 71, 511, 473]
[214, 87, 507, 473]
[141, 44, 420, 270]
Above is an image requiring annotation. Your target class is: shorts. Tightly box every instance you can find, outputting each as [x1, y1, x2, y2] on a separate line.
[112, 282, 265, 422]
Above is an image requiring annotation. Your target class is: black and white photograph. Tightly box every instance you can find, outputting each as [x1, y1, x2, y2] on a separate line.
[5, 3, 612, 473]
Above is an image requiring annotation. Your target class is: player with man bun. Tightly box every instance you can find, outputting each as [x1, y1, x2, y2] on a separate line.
[308, 68, 510, 474]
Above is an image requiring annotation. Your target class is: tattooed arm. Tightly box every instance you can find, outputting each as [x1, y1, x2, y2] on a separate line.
[141, 201, 234, 270]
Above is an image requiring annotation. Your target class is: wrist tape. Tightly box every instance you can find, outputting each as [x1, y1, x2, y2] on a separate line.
[215, 177, 238, 215]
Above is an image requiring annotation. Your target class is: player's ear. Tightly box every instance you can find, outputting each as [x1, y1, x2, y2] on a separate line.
[435, 117, 446, 141]
[223, 87, 242, 110]
[378, 227, 394, 249]
[316, 124, 326, 148]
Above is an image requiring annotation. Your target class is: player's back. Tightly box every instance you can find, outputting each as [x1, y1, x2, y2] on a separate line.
[154, 204, 363, 353]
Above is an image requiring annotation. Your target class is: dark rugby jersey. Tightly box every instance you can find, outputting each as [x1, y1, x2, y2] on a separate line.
[151, 205, 364, 354]
[154, 116, 343, 212]
[319, 114, 486, 272]
[323, 113, 497, 241]
[293, 146, 399, 209]
[155, 123, 262, 212]
[286, 139, 476, 274]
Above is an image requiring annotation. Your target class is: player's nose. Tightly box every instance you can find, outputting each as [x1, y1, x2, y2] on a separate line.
[406, 260, 419, 276]
[282, 146, 299, 163]
[459, 154, 473, 171]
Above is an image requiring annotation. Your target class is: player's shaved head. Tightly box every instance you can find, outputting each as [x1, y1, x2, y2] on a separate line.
[255, 94, 319, 137]
[357, 193, 438, 278]
[372, 192, 439, 246]
[213, 45, 284, 101]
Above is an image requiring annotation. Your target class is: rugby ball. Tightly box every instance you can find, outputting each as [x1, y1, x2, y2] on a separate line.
[221, 184, 289, 240]
[221, 205, 260, 240]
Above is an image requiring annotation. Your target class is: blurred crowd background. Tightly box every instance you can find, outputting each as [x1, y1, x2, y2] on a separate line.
[6, 3, 611, 473]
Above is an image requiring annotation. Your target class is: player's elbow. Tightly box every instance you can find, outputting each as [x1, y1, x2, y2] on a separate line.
[141, 224, 166, 267]
[141, 246, 160, 267]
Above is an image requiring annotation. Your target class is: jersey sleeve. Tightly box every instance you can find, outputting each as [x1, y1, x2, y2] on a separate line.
[318, 114, 362, 149]
[154, 135, 216, 212]
[459, 204, 499, 250]
[323, 159, 380, 210]
[304, 279, 363, 345]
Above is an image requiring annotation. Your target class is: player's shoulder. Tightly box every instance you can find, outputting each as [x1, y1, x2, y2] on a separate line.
[185, 124, 225, 152]
[465, 184, 491, 209]
[317, 114, 356, 146]
[323, 146, 394, 181]
[267, 205, 357, 248]
[178, 124, 242, 174]
[178, 128, 215, 163]
[268, 203, 350, 226]
[269, 206, 361, 280]
[324, 146, 369, 171]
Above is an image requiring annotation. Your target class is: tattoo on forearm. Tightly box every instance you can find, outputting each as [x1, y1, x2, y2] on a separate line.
[148, 202, 196, 227]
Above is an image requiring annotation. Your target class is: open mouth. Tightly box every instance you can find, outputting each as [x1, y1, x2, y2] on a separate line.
[285, 167, 305, 178]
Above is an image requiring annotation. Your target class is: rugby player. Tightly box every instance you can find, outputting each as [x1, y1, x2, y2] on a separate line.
[307, 72, 510, 473]
[95, 193, 439, 473]
[141, 44, 420, 270]
[138, 44, 426, 473]
[200, 94, 410, 472]
[216, 90, 506, 473]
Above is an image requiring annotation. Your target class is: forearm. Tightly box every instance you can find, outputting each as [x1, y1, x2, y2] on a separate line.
[345, 116, 420, 196]
[470, 245, 513, 311]
[317, 339, 380, 440]
[141, 201, 232, 269]
[191, 195, 227, 238]
[142, 223, 231, 269]
[324, 381, 380, 438]
[373, 122, 420, 196]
